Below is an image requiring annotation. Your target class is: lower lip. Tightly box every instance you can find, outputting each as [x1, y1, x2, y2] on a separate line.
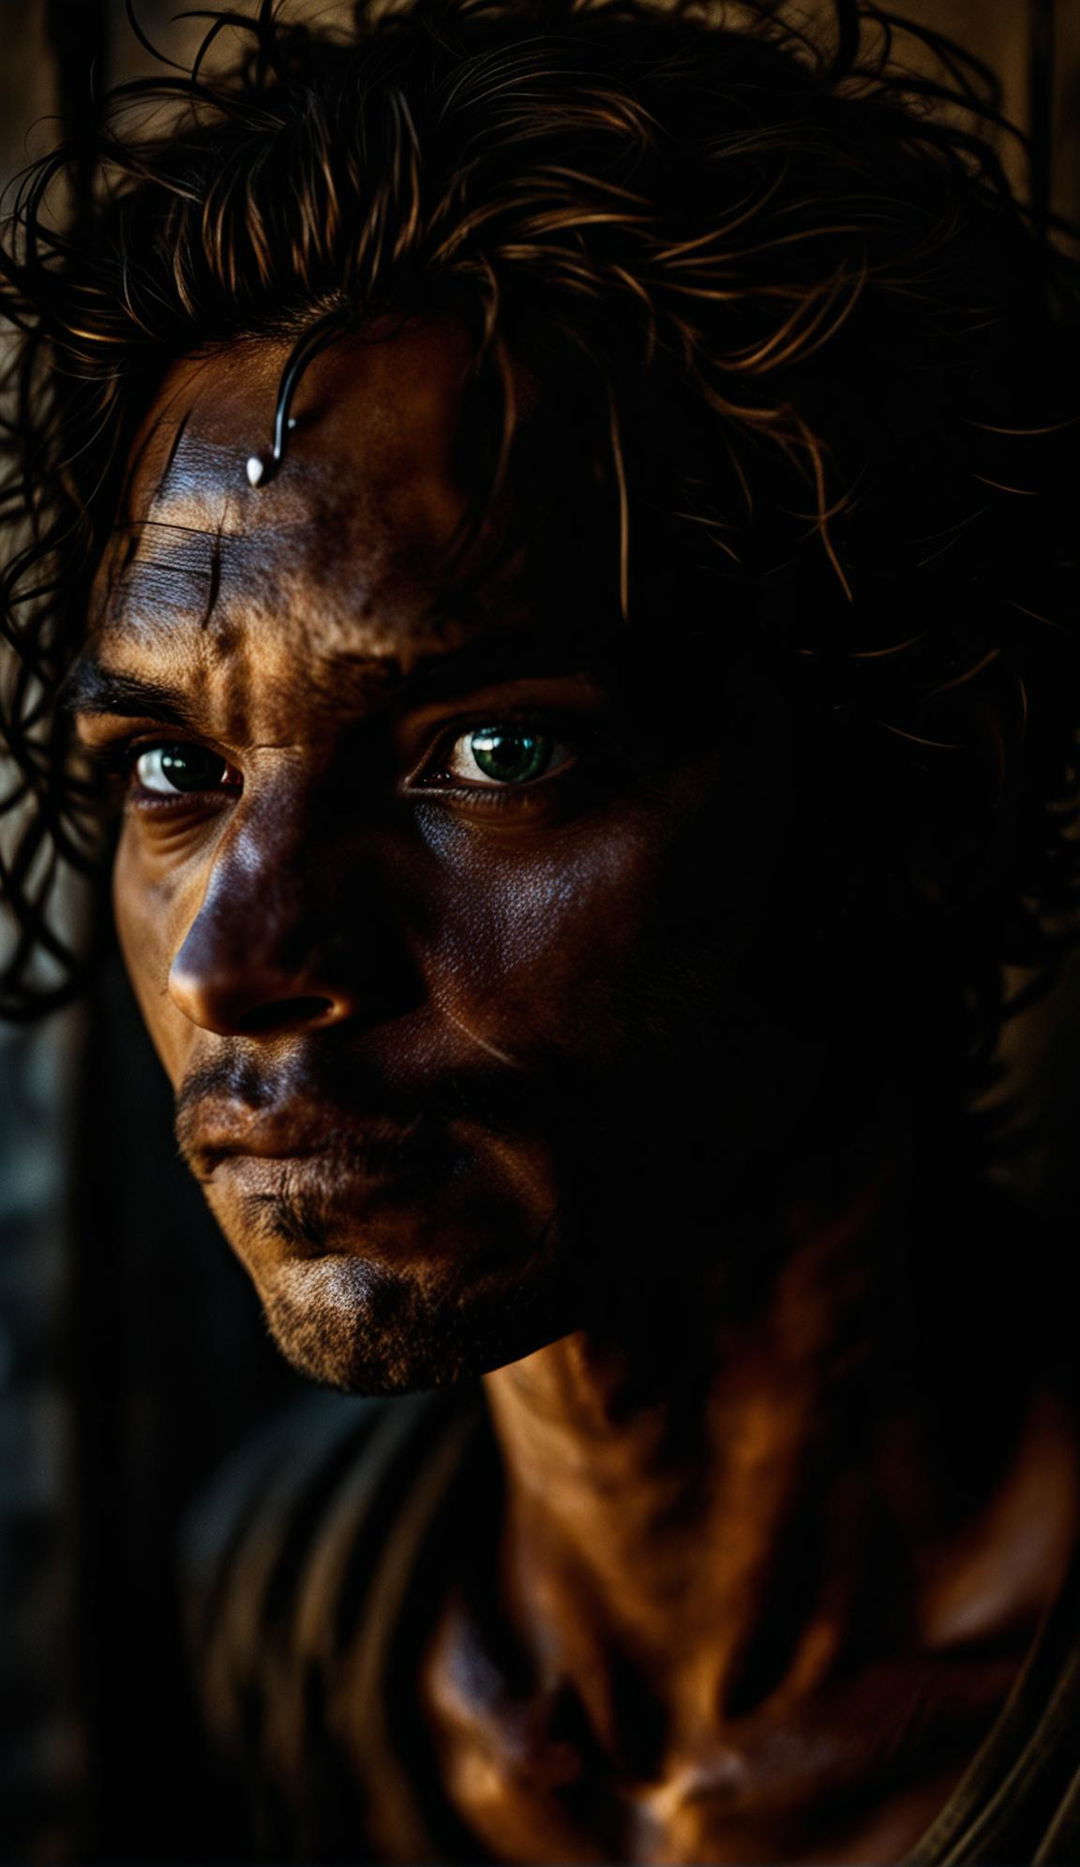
[214, 1147, 466, 1263]
[214, 1147, 449, 1205]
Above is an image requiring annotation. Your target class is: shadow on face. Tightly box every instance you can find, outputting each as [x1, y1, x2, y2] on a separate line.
[70, 316, 831, 1394]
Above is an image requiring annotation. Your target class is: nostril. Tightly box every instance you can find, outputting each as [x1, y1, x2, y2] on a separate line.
[238, 996, 339, 1036]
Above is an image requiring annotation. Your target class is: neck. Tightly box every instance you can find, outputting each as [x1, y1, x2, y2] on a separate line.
[482, 1149, 1076, 1770]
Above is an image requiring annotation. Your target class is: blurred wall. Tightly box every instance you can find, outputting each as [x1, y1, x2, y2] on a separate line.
[1, 8, 72, 1860]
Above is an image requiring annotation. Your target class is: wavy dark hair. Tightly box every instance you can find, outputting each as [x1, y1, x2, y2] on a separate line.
[0, 0, 1078, 1059]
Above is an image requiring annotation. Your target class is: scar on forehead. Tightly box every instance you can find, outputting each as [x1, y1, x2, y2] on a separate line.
[115, 383, 195, 528]
[154, 406, 194, 506]
[120, 376, 253, 545]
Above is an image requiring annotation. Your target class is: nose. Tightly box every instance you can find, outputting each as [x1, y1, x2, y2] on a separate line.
[166, 827, 416, 1039]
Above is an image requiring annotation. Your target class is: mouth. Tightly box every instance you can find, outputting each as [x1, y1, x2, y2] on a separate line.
[188, 1112, 453, 1184]
[192, 1117, 468, 1258]
[172, 1060, 558, 1267]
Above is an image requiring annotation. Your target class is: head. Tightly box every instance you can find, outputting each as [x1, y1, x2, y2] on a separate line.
[1, 0, 1078, 1391]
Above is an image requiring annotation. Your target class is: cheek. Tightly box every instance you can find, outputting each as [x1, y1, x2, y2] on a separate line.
[412, 803, 712, 1066]
[112, 824, 204, 1085]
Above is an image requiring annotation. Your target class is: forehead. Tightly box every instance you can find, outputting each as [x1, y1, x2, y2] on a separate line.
[90, 319, 485, 702]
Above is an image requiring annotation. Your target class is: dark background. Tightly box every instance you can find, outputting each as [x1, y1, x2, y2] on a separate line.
[1, 1, 1079, 1861]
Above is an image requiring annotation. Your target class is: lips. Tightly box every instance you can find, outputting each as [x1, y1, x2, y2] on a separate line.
[187, 1104, 474, 1264]
[180, 1099, 434, 1182]
[173, 1049, 549, 1197]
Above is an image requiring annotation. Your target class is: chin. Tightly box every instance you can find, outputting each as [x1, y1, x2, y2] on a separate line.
[251, 1247, 577, 1393]
[199, 1134, 579, 1389]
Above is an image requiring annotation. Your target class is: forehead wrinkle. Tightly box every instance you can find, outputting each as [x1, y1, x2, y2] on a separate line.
[107, 520, 228, 635]
[140, 426, 323, 540]
[121, 519, 221, 577]
[86, 595, 549, 752]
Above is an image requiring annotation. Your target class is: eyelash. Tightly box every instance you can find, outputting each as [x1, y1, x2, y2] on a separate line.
[88, 738, 162, 783]
[414, 711, 582, 795]
[88, 737, 224, 783]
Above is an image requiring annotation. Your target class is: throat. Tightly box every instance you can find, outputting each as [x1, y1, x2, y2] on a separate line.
[418, 1173, 1080, 1864]
[482, 1278, 901, 1753]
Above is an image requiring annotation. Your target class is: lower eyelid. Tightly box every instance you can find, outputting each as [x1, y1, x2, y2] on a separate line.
[417, 761, 580, 808]
[431, 755, 575, 789]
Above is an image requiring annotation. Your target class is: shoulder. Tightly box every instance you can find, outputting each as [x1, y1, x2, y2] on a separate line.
[181, 1383, 486, 1853]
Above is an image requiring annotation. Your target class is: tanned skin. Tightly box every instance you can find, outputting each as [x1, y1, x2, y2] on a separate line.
[71, 321, 1079, 1865]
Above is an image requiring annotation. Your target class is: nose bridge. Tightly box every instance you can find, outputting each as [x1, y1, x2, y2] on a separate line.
[195, 790, 318, 960]
[168, 789, 365, 1036]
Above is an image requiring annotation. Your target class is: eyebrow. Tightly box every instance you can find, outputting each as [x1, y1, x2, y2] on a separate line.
[59, 659, 200, 729]
[59, 629, 608, 733]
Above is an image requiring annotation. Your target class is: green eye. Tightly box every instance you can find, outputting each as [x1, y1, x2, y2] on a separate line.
[451, 726, 558, 787]
[134, 744, 234, 796]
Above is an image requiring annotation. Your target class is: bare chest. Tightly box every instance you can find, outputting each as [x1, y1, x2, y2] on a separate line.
[418, 1615, 1022, 1866]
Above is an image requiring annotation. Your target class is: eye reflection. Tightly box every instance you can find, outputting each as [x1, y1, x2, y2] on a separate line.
[135, 744, 235, 797]
[446, 726, 567, 787]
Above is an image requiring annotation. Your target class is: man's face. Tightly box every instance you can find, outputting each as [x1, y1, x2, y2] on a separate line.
[72, 320, 798, 1391]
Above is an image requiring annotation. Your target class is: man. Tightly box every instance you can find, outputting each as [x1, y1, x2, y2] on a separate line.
[2, 0, 1080, 1859]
